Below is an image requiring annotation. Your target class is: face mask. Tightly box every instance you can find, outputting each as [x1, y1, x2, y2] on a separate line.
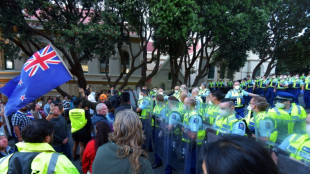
[219, 109, 230, 117]
[159, 92, 164, 95]
[208, 100, 213, 105]
[234, 86, 240, 90]
[154, 90, 157, 93]
[199, 87, 202, 90]
[175, 90, 179, 93]
[139, 94, 143, 100]
[275, 102, 285, 109]
[247, 105, 253, 111]
[306, 125, 310, 136]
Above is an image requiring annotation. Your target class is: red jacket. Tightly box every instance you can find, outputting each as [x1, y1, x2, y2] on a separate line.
[82, 139, 97, 173]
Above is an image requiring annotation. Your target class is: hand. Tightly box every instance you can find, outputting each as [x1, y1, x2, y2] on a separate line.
[50, 103, 54, 112]
[79, 88, 84, 93]
[300, 90, 304, 94]
[63, 137, 69, 144]
[18, 137, 23, 142]
[273, 89, 276, 93]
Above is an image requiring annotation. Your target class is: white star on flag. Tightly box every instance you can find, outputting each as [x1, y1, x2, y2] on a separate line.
[18, 79, 23, 86]
[20, 95, 26, 101]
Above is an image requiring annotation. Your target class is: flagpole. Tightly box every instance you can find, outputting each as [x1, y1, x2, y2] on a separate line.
[3, 113, 12, 136]
[49, 44, 74, 78]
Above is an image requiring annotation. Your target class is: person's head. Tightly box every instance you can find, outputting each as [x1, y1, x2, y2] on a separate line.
[219, 99, 235, 117]
[110, 109, 147, 174]
[233, 81, 240, 90]
[184, 97, 196, 111]
[249, 96, 269, 112]
[99, 94, 108, 103]
[158, 88, 164, 95]
[274, 92, 294, 109]
[247, 75, 251, 80]
[180, 92, 188, 103]
[174, 86, 180, 92]
[21, 119, 54, 143]
[155, 94, 164, 103]
[201, 83, 207, 89]
[209, 91, 224, 105]
[202, 135, 278, 174]
[96, 103, 108, 116]
[52, 103, 63, 116]
[192, 88, 200, 97]
[168, 96, 179, 109]
[72, 97, 81, 108]
[0, 132, 8, 151]
[47, 98, 52, 104]
[120, 92, 131, 104]
[95, 121, 110, 151]
[295, 74, 299, 78]
[140, 89, 148, 97]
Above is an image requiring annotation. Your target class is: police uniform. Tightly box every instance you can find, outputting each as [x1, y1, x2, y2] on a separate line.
[204, 104, 220, 126]
[288, 77, 304, 104]
[303, 76, 310, 108]
[266, 77, 277, 106]
[225, 89, 249, 118]
[257, 79, 268, 96]
[275, 79, 288, 93]
[268, 92, 307, 143]
[199, 88, 210, 102]
[213, 113, 246, 136]
[138, 96, 153, 149]
[247, 111, 278, 142]
[246, 79, 255, 104]
[279, 133, 310, 165]
[0, 142, 79, 173]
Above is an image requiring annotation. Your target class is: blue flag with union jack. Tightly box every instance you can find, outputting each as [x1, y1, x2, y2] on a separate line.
[0, 45, 72, 116]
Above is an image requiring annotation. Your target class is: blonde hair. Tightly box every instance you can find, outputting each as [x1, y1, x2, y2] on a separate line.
[109, 109, 147, 174]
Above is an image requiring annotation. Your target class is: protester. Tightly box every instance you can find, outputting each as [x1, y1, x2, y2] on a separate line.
[0, 132, 14, 158]
[44, 98, 52, 116]
[11, 106, 31, 142]
[202, 135, 279, 174]
[114, 92, 137, 115]
[92, 109, 153, 174]
[82, 121, 110, 174]
[46, 103, 72, 160]
[0, 119, 79, 173]
[91, 103, 111, 133]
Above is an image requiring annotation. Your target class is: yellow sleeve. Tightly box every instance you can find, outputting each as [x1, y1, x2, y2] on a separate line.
[55, 155, 79, 174]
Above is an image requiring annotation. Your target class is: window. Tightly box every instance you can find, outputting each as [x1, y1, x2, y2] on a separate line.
[208, 65, 215, 79]
[255, 66, 261, 77]
[100, 58, 109, 74]
[120, 51, 130, 74]
[4, 57, 14, 70]
[81, 60, 88, 73]
[168, 72, 172, 80]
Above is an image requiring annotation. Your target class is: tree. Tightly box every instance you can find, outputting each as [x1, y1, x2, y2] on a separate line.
[182, 0, 269, 87]
[150, 0, 198, 89]
[252, 0, 310, 78]
[0, 0, 121, 93]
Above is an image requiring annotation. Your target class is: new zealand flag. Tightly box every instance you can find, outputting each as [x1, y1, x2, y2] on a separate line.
[0, 45, 72, 116]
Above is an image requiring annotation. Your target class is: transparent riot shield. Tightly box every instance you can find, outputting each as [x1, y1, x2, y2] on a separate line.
[153, 101, 167, 161]
[253, 111, 278, 145]
[165, 100, 185, 173]
[139, 96, 153, 151]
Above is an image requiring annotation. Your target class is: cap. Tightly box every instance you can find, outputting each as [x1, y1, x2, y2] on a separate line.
[0, 132, 6, 137]
[275, 92, 294, 102]
[99, 94, 108, 100]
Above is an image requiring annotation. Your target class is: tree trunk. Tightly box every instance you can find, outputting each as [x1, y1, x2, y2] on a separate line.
[252, 58, 266, 79]
[264, 58, 276, 77]
[55, 87, 71, 99]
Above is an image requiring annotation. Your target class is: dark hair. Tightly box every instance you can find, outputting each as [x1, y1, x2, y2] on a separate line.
[95, 121, 110, 151]
[29, 102, 36, 110]
[203, 136, 278, 174]
[141, 89, 148, 95]
[168, 96, 178, 102]
[155, 94, 164, 102]
[21, 119, 54, 143]
[221, 98, 235, 108]
[73, 97, 81, 107]
[53, 103, 64, 111]
[211, 90, 224, 101]
[252, 96, 269, 111]
[120, 92, 130, 104]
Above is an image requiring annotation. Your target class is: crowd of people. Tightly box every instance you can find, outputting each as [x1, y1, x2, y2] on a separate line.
[0, 72, 309, 174]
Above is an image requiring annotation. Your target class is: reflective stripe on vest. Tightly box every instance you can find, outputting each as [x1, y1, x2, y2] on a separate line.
[47, 153, 60, 173]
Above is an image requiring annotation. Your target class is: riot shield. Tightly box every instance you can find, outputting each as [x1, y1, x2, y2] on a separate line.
[139, 96, 153, 151]
[253, 112, 278, 144]
[153, 101, 167, 161]
[165, 100, 185, 173]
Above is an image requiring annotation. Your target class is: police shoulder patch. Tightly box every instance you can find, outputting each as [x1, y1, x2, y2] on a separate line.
[238, 123, 245, 130]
